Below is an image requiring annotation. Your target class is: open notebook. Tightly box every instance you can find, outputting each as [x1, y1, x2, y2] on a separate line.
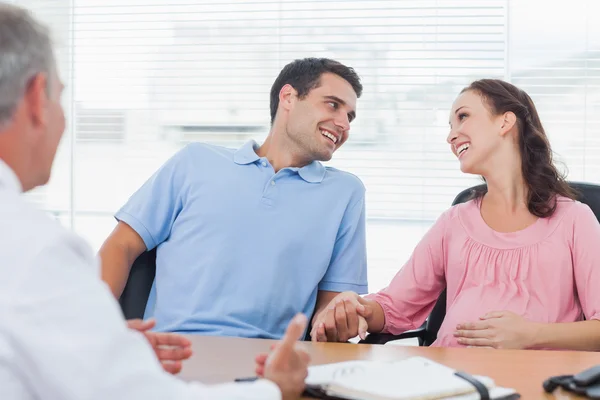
[304, 357, 519, 400]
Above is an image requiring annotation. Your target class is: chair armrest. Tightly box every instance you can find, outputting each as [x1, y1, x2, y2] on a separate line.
[358, 326, 426, 345]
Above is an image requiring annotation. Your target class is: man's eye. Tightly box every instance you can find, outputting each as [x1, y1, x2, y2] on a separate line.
[328, 101, 338, 109]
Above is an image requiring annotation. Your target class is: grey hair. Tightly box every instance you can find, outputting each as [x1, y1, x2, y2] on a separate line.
[0, 3, 56, 126]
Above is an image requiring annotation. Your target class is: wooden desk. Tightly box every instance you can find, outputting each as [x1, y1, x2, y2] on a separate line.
[180, 335, 600, 399]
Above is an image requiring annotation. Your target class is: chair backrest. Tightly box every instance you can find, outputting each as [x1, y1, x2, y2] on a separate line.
[421, 181, 600, 346]
[118, 248, 157, 320]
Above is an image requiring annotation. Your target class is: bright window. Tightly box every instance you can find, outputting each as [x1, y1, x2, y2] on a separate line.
[16, 0, 600, 291]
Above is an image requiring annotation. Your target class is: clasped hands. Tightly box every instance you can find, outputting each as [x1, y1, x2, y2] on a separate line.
[310, 292, 539, 349]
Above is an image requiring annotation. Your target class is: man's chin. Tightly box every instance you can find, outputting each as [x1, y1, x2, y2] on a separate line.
[315, 152, 333, 162]
[317, 145, 338, 162]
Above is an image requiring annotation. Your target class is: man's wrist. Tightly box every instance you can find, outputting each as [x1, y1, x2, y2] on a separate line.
[311, 308, 325, 326]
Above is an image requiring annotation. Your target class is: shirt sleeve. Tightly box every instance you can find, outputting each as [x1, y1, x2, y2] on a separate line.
[2, 232, 280, 400]
[366, 211, 448, 334]
[571, 202, 600, 321]
[115, 145, 191, 250]
[318, 191, 368, 294]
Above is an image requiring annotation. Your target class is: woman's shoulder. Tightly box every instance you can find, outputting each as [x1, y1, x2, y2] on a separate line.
[445, 197, 480, 219]
[432, 198, 479, 233]
[547, 197, 600, 248]
[532, 196, 597, 242]
[553, 196, 592, 219]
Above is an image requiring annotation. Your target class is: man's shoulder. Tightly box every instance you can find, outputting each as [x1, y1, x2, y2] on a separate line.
[0, 194, 99, 316]
[322, 166, 366, 193]
[0, 191, 95, 269]
[0, 190, 59, 235]
[182, 141, 237, 161]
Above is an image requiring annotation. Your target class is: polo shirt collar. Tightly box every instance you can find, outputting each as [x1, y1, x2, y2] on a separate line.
[233, 140, 326, 184]
[293, 161, 326, 184]
[233, 140, 261, 165]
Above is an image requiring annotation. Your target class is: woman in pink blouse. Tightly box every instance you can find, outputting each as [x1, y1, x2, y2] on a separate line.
[311, 79, 600, 350]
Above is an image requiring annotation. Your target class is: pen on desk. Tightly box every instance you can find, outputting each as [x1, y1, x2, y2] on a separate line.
[234, 376, 259, 382]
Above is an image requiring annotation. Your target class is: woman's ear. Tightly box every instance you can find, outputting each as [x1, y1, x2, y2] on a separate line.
[499, 111, 517, 137]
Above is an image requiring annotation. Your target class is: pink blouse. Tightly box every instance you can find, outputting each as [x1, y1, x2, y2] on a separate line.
[368, 197, 600, 347]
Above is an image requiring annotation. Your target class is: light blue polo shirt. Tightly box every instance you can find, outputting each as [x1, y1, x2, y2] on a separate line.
[115, 140, 368, 339]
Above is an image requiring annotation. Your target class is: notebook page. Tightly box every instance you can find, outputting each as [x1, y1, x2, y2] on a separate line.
[307, 357, 501, 400]
[306, 360, 370, 386]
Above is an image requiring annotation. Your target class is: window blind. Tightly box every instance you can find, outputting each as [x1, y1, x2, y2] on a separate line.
[13, 0, 598, 290]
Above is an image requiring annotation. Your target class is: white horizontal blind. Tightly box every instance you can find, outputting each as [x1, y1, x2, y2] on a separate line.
[509, 0, 600, 183]
[15, 1, 600, 290]
[66, 0, 503, 224]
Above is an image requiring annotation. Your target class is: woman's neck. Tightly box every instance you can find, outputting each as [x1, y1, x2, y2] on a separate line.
[484, 178, 528, 213]
[479, 161, 537, 232]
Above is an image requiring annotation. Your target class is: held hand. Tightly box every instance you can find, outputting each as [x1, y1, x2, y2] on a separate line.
[453, 311, 540, 349]
[127, 318, 193, 374]
[255, 314, 311, 400]
[310, 292, 373, 342]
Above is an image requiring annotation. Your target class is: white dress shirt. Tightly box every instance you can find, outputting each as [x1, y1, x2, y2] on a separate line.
[0, 159, 280, 400]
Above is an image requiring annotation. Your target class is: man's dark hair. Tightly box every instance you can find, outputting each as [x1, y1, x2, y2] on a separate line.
[269, 57, 363, 123]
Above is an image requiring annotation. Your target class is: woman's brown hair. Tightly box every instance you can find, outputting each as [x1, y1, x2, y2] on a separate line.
[462, 79, 575, 217]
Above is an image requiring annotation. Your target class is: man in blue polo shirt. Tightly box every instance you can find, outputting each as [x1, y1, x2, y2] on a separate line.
[100, 57, 368, 340]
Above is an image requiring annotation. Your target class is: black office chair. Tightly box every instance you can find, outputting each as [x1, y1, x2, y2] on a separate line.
[362, 181, 600, 346]
[119, 247, 157, 320]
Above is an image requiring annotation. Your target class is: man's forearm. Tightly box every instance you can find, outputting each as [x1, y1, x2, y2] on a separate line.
[311, 305, 327, 327]
[98, 243, 133, 298]
[530, 319, 600, 351]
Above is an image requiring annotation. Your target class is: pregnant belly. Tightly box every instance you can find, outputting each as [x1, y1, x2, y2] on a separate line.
[431, 284, 548, 348]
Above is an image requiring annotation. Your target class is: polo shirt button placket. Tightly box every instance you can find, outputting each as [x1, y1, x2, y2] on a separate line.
[260, 175, 277, 206]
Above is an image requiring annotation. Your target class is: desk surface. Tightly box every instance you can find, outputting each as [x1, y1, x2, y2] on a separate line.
[179, 335, 600, 399]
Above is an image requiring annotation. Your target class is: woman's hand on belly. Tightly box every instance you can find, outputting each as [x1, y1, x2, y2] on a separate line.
[453, 310, 540, 349]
